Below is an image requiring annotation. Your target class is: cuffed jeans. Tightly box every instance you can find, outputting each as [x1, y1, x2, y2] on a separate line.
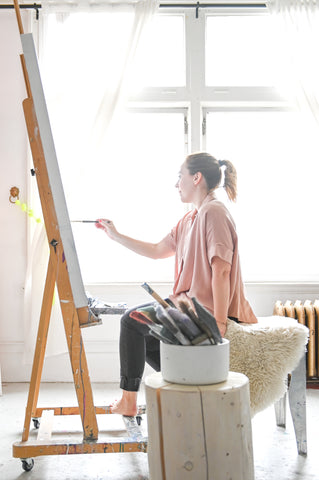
[119, 302, 161, 392]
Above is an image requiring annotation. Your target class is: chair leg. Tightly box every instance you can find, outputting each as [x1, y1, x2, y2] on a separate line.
[288, 354, 307, 456]
[274, 393, 286, 427]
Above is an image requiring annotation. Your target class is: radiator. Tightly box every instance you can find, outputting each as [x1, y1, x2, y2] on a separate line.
[274, 300, 319, 379]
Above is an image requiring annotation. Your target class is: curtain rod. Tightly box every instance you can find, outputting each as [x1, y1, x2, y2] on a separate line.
[161, 3, 266, 7]
[0, 3, 41, 8]
[161, 3, 266, 17]
[0, 2, 267, 20]
[0, 2, 267, 9]
[0, 3, 41, 19]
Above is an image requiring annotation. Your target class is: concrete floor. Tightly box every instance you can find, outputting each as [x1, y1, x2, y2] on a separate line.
[0, 382, 318, 480]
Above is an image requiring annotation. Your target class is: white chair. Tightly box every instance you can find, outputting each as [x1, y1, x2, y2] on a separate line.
[274, 355, 307, 455]
[225, 316, 309, 455]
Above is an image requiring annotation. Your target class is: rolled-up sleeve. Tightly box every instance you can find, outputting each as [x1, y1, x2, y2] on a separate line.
[205, 208, 235, 265]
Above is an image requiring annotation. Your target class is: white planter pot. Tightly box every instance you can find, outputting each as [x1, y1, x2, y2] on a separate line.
[160, 339, 230, 385]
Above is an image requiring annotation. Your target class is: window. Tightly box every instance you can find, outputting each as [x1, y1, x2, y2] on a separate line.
[40, 10, 188, 284]
[206, 14, 287, 87]
[131, 14, 185, 89]
[205, 108, 319, 281]
[38, 4, 319, 284]
[71, 110, 187, 283]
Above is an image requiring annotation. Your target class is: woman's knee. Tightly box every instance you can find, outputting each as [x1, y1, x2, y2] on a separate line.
[120, 308, 149, 335]
[120, 302, 154, 332]
[120, 310, 135, 330]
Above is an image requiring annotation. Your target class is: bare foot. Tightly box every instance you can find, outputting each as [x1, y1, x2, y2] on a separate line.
[110, 391, 138, 417]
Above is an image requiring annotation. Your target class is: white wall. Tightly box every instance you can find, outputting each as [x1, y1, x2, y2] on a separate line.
[0, 10, 29, 382]
[0, 10, 318, 386]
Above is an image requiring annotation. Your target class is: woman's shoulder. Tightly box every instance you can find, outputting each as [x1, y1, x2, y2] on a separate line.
[200, 199, 235, 228]
[200, 198, 229, 217]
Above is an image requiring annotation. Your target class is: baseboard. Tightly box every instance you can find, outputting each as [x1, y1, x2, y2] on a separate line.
[0, 340, 121, 382]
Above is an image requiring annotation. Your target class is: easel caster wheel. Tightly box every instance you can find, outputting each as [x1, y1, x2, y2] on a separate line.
[21, 458, 34, 471]
[136, 415, 142, 426]
[32, 418, 40, 429]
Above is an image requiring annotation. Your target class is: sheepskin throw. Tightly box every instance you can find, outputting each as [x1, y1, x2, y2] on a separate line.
[224, 316, 309, 417]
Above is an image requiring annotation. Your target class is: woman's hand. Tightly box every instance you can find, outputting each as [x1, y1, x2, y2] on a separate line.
[95, 219, 119, 241]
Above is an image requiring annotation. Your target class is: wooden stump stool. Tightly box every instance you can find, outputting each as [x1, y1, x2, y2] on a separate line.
[145, 371, 254, 480]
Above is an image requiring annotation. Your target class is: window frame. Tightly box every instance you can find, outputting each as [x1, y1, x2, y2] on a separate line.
[33, 4, 319, 288]
[127, 6, 291, 153]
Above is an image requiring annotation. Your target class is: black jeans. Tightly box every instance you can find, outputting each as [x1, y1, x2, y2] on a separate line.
[119, 302, 161, 392]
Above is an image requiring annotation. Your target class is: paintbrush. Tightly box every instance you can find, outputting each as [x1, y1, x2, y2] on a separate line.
[171, 302, 211, 345]
[136, 305, 159, 324]
[178, 300, 214, 344]
[178, 299, 198, 323]
[192, 298, 223, 344]
[166, 307, 201, 341]
[129, 311, 177, 344]
[141, 283, 171, 309]
[155, 305, 191, 345]
[72, 220, 98, 223]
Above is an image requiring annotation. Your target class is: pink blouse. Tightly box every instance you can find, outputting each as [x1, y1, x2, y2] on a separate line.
[162, 193, 257, 324]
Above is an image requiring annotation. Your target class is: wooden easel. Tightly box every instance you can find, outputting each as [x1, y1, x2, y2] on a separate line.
[12, 1, 146, 471]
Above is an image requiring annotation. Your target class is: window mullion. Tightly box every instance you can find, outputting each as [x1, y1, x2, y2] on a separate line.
[185, 11, 205, 152]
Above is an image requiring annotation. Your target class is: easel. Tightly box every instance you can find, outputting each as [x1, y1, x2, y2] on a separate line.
[12, 1, 147, 471]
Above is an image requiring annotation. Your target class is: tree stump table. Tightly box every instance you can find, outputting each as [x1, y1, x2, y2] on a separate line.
[145, 371, 254, 480]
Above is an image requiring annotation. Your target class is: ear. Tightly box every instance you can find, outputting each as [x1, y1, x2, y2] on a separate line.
[193, 171, 203, 185]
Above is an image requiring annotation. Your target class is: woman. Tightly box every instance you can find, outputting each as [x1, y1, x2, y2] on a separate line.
[96, 152, 257, 416]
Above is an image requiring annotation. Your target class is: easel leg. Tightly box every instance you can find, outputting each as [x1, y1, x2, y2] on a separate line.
[59, 298, 99, 441]
[22, 254, 56, 442]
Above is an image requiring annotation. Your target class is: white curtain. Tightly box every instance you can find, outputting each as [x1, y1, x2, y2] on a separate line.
[41, 0, 159, 146]
[94, 0, 159, 146]
[23, 0, 159, 362]
[267, 0, 319, 124]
